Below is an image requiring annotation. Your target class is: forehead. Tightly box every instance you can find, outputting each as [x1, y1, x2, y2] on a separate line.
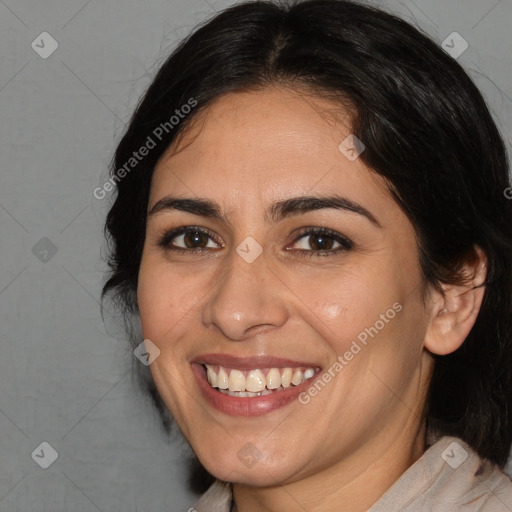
[150, 86, 391, 216]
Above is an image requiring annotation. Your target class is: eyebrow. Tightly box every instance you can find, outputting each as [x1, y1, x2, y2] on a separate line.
[147, 195, 382, 227]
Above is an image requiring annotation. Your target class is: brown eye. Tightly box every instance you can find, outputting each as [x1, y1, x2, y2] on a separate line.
[307, 233, 336, 251]
[289, 227, 353, 257]
[158, 226, 221, 252]
[182, 230, 209, 248]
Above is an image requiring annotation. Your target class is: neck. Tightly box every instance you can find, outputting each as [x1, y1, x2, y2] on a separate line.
[232, 421, 427, 512]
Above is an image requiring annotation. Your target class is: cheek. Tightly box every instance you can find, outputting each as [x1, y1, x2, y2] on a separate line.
[286, 264, 400, 351]
[137, 257, 201, 340]
[290, 258, 423, 398]
[136, 260, 196, 418]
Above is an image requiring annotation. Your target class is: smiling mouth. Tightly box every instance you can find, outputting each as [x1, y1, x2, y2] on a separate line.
[203, 364, 321, 397]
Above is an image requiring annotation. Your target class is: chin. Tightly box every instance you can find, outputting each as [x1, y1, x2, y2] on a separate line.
[196, 444, 304, 487]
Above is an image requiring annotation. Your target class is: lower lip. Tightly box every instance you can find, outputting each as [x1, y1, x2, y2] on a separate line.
[191, 364, 318, 416]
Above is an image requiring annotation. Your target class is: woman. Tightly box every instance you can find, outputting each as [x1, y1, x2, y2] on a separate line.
[102, 0, 512, 510]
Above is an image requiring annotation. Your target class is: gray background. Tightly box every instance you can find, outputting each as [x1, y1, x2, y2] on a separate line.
[1, 0, 511, 510]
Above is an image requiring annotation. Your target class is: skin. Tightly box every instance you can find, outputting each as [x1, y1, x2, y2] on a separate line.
[137, 86, 487, 512]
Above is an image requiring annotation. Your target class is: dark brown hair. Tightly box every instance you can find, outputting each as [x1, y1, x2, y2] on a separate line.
[102, 0, 512, 473]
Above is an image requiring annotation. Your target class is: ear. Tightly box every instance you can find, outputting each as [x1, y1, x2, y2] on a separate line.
[424, 246, 487, 356]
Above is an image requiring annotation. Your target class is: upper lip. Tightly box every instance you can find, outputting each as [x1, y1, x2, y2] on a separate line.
[191, 353, 321, 370]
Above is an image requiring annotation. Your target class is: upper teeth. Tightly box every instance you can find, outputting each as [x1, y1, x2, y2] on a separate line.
[205, 365, 317, 393]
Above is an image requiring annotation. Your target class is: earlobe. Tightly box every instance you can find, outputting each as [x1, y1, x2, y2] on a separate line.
[424, 246, 487, 356]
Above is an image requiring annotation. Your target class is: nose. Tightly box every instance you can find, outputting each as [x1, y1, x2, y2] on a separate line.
[201, 248, 289, 341]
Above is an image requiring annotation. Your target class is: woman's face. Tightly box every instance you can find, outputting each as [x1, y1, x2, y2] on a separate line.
[137, 86, 435, 486]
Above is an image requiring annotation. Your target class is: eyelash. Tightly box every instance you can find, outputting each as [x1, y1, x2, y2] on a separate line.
[156, 226, 354, 258]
